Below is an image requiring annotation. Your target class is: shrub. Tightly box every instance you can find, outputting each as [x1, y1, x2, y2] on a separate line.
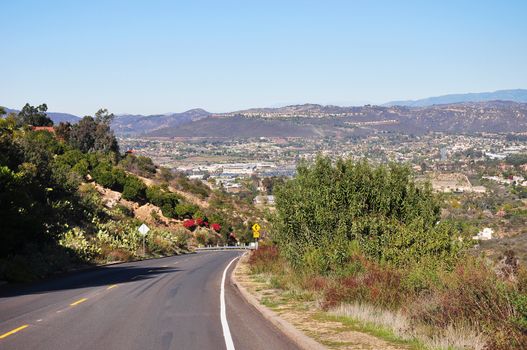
[146, 185, 180, 217]
[59, 228, 101, 261]
[272, 156, 467, 270]
[175, 203, 198, 219]
[248, 245, 280, 274]
[183, 219, 196, 231]
[119, 154, 156, 178]
[409, 258, 527, 349]
[322, 257, 406, 310]
[122, 175, 147, 202]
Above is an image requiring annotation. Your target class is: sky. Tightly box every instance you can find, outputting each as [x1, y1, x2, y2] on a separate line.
[1, 0, 526, 116]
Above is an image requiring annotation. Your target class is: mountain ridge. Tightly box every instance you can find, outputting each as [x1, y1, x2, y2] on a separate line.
[384, 89, 527, 107]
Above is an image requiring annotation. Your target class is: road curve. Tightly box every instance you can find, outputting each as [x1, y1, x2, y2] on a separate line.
[0, 251, 299, 350]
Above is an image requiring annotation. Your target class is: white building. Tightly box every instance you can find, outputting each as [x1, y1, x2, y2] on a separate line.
[473, 227, 493, 241]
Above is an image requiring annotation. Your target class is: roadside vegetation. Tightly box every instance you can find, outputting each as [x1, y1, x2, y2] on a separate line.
[248, 156, 527, 350]
[1, 104, 264, 283]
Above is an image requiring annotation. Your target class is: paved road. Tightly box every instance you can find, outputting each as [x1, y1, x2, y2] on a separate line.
[0, 252, 299, 350]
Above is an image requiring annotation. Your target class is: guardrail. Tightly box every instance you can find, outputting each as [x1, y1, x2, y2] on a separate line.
[195, 245, 255, 251]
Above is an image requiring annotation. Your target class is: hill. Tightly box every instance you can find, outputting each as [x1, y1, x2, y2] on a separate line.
[147, 115, 320, 138]
[145, 101, 527, 137]
[384, 88, 527, 107]
[111, 109, 210, 135]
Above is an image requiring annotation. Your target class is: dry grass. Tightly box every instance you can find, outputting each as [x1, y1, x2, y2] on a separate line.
[424, 323, 487, 350]
[330, 303, 487, 350]
[329, 303, 413, 340]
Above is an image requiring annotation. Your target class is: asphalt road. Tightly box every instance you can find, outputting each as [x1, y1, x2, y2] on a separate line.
[0, 251, 299, 350]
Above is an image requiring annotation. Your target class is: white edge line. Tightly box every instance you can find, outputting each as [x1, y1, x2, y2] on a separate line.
[221, 257, 239, 350]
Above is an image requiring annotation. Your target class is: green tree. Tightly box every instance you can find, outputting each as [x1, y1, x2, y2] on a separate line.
[69, 111, 118, 154]
[272, 156, 466, 272]
[16, 103, 53, 127]
[69, 116, 97, 152]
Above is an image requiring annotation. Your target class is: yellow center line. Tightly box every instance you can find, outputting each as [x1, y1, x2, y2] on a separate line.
[107, 284, 118, 290]
[0, 325, 29, 339]
[70, 298, 88, 306]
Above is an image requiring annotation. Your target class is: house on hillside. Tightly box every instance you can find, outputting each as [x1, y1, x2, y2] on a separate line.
[31, 126, 55, 133]
[473, 227, 493, 241]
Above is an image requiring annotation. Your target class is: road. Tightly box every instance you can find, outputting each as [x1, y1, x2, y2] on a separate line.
[0, 251, 299, 350]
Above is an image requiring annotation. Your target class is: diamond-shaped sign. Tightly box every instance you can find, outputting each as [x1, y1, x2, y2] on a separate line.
[138, 223, 150, 236]
[252, 223, 261, 232]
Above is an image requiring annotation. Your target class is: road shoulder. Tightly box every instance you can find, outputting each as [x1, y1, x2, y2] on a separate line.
[231, 254, 409, 350]
[231, 255, 326, 350]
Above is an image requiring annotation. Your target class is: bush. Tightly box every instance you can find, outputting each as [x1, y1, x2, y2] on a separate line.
[174, 175, 211, 199]
[122, 175, 147, 202]
[272, 156, 467, 270]
[119, 154, 156, 178]
[91, 162, 116, 188]
[183, 219, 196, 231]
[175, 203, 198, 219]
[59, 228, 101, 261]
[146, 185, 180, 218]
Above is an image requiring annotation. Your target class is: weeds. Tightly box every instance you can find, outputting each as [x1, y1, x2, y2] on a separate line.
[247, 247, 527, 350]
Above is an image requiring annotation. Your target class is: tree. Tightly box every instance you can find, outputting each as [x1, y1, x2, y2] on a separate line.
[54, 122, 72, 142]
[0, 106, 6, 116]
[17, 103, 53, 127]
[272, 156, 466, 271]
[94, 108, 114, 125]
[94, 122, 119, 154]
[69, 116, 97, 152]
[69, 111, 119, 154]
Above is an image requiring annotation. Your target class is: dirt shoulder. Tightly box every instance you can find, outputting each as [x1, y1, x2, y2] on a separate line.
[232, 255, 410, 350]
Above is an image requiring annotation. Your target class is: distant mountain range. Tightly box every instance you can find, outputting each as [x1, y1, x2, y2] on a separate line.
[384, 89, 527, 107]
[3, 89, 527, 137]
[146, 101, 527, 137]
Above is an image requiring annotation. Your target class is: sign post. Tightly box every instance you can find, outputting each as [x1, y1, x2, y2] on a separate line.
[252, 223, 261, 250]
[138, 223, 150, 257]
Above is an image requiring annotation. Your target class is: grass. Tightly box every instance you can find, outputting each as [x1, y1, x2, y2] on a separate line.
[260, 296, 282, 309]
[315, 312, 425, 350]
[328, 303, 488, 350]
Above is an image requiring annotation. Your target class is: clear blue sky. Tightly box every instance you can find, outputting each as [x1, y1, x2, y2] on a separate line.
[1, 0, 526, 115]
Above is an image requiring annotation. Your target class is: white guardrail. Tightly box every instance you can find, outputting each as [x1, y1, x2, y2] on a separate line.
[195, 244, 256, 251]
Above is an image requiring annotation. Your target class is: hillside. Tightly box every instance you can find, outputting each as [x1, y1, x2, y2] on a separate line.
[111, 109, 210, 135]
[0, 107, 263, 283]
[145, 101, 527, 137]
[147, 115, 321, 138]
[6, 97, 527, 138]
[384, 88, 527, 107]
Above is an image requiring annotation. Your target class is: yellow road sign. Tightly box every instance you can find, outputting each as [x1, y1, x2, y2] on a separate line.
[252, 223, 261, 232]
[253, 231, 260, 238]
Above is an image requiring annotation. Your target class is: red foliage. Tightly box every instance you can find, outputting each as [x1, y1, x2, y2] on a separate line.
[321, 258, 404, 310]
[183, 219, 196, 230]
[195, 217, 205, 227]
[211, 223, 221, 232]
[248, 246, 279, 266]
